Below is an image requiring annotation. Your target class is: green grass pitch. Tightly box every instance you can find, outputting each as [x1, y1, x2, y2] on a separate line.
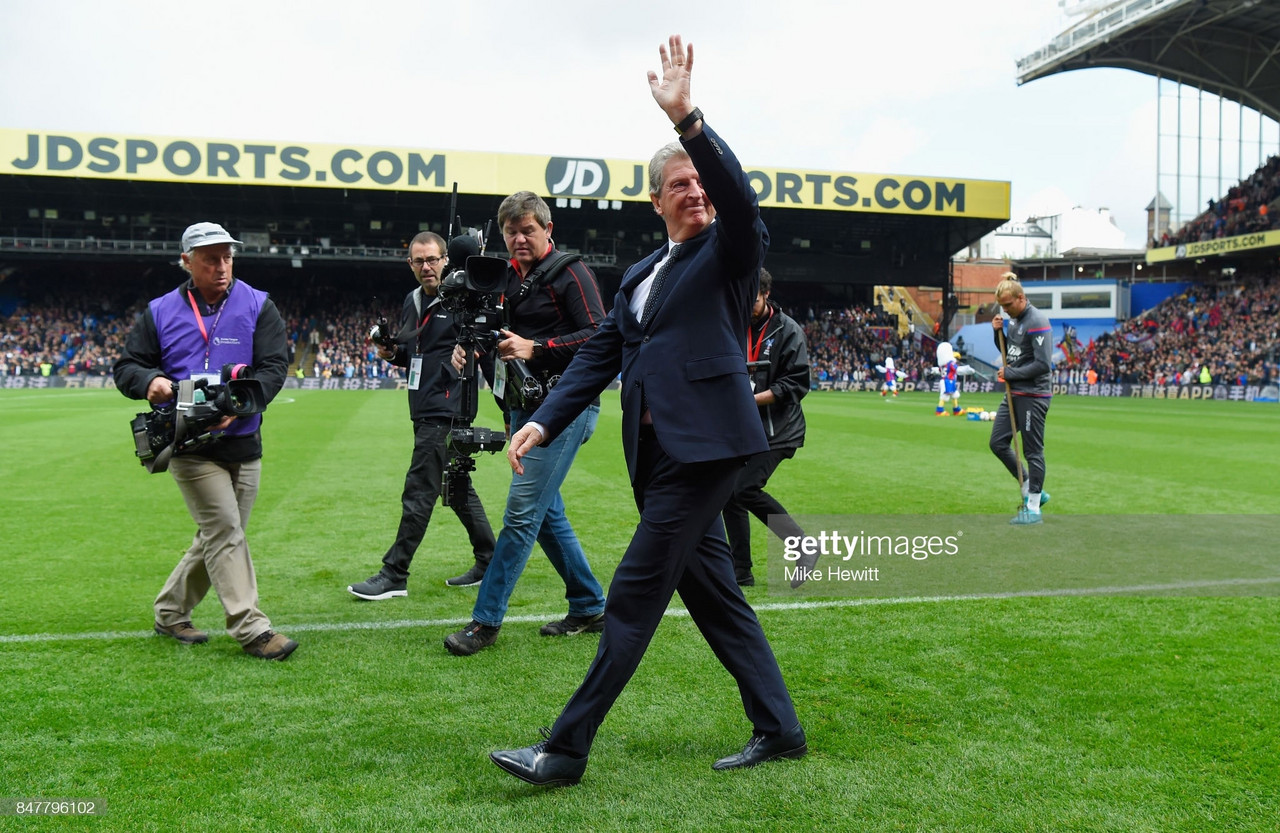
[1, 387, 1277, 831]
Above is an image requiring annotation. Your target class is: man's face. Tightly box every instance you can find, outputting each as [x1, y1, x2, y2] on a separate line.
[997, 292, 1027, 318]
[503, 213, 552, 273]
[408, 239, 447, 295]
[651, 157, 715, 242]
[184, 243, 234, 303]
[752, 289, 770, 321]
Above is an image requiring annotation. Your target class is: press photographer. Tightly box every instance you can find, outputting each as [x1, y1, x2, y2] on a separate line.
[113, 222, 297, 661]
[443, 191, 608, 656]
[345, 231, 497, 600]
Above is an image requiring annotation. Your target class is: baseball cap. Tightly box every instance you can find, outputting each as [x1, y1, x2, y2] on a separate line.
[181, 222, 242, 253]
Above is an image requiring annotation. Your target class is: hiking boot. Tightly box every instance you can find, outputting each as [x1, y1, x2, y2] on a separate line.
[347, 573, 407, 600]
[1009, 507, 1043, 526]
[243, 630, 298, 661]
[154, 621, 209, 644]
[445, 564, 486, 588]
[539, 613, 605, 637]
[444, 621, 500, 656]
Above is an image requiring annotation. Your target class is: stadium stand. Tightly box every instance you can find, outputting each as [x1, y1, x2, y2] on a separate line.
[1067, 272, 1279, 386]
[1162, 155, 1280, 247]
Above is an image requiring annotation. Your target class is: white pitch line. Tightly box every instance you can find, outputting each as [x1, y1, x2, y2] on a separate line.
[2, 576, 1278, 645]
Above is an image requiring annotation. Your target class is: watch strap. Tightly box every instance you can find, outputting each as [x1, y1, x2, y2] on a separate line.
[674, 107, 703, 136]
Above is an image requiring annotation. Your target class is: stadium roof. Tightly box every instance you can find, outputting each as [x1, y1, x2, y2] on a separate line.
[1016, 0, 1280, 123]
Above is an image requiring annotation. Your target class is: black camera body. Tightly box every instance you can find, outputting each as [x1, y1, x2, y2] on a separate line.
[129, 363, 268, 473]
[439, 255, 507, 331]
[447, 425, 507, 456]
[494, 334, 557, 409]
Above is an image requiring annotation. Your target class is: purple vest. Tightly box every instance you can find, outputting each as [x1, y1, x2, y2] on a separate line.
[151, 280, 267, 438]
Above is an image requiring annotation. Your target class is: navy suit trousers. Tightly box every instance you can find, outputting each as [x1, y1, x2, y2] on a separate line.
[547, 427, 800, 758]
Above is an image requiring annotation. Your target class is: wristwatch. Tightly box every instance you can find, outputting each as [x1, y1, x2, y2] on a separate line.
[674, 107, 703, 136]
[531, 340, 546, 359]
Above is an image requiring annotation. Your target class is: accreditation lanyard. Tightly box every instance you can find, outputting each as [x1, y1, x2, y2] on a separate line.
[747, 306, 773, 363]
[187, 288, 228, 374]
[408, 294, 440, 391]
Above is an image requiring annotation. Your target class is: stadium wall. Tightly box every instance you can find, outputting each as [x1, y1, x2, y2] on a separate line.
[18, 373, 1275, 402]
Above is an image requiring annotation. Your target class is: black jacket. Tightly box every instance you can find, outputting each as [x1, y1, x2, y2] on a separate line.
[496, 248, 605, 409]
[748, 301, 809, 449]
[386, 287, 464, 422]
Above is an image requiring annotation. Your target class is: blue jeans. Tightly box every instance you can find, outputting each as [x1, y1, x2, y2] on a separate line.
[472, 405, 605, 628]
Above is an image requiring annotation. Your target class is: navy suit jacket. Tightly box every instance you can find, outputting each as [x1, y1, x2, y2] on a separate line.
[530, 123, 770, 483]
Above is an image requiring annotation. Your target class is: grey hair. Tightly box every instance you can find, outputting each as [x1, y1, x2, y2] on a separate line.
[648, 141, 690, 195]
[498, 191, 552, 230]
[179, 244, 236, 275]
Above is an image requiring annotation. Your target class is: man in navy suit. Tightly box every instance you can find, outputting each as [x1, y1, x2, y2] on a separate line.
[489, 35, 805, 787]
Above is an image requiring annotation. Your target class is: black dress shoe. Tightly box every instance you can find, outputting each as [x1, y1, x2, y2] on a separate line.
[490, 730, 588, 787]
[712, 723, 807, 770]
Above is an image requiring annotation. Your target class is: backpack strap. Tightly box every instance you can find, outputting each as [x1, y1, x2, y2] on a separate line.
[507, 251, 583, 308]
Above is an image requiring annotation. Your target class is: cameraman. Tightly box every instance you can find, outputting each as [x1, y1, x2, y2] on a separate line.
[346, 231, 496, 599]
[113, 222, 296, 661]
[443, 192, 607, 656]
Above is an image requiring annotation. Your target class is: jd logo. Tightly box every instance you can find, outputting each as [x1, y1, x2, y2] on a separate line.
[546, 158, 609, 198]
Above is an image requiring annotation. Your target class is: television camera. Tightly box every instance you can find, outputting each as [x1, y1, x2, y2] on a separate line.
[435, 222, 510, 508]
[129, 363, 268, 474]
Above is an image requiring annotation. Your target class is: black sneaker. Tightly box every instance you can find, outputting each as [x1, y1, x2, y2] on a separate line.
[444, 621, 500, 656]
[540, 613, 605, 637]
[445, 564, 486, 588]
[347, 573, 407, 600]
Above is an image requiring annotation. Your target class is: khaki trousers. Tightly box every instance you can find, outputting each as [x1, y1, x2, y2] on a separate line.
[155, 456, 270, 645]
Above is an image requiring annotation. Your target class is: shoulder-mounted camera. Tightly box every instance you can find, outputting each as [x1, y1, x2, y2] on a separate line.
[129, 363, 268, 473]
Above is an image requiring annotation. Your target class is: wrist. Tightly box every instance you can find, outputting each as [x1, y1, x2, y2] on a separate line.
[673, 107, 703, 136]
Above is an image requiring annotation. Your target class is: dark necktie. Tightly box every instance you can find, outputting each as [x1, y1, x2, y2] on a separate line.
[640, 242, 683, 327]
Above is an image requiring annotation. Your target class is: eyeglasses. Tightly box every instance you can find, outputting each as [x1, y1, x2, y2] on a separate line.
[409, 256, 445, 268]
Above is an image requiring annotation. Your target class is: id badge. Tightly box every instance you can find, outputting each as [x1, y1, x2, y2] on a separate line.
[493, 356, 507, 401]
[408, 355, 423, 390]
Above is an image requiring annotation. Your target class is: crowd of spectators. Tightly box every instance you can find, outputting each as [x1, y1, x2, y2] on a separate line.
[0, 281, 138, 377]
[281, 296, 405, 381]
[792, 304, 932, 386]
[0, 278, 408, 381]
[4, 271, 1277, 392]
[1063, 274, 1278, 386]
[1161, 155, 1280, 247]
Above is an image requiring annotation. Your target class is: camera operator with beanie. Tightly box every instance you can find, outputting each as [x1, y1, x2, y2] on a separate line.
[443, 192, 607, 656]
[345, 231, 496, 599]
[114, 222, 297, 660]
